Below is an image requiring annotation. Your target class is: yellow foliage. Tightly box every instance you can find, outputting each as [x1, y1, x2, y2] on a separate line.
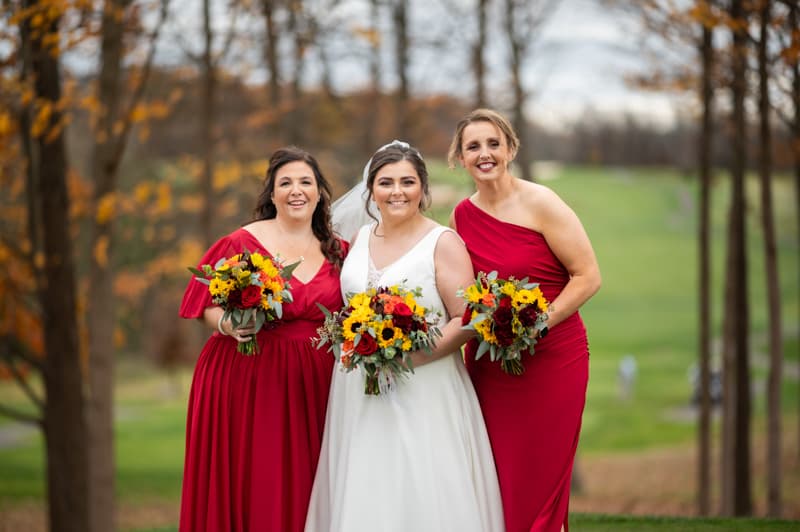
[0, 111, 14, 137]
[179, 239, 204, 269]
[160, 225, 176, 242]
[114, 326, 126, 349]
[179, 194, 203, 214]
[153, 182, 172, 214]
[213, 161, 246, 190]
[219, 197, 240, 218]
[31, 102, 52, 138]
[134, 181, 152, 205]
[93, 235, 109, 268]
[113, 271, 151, 302]
[33, 252, 45, 270]
[96, 192, 117, 224]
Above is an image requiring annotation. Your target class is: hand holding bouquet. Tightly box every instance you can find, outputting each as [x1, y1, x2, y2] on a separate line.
[189, 249, 300, 355]
[316, 284, 442, 395]
[459, 271, 550, 375]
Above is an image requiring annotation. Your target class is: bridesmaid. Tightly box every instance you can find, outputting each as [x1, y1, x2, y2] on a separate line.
[179, 147, 347, 531]
[448, 109, 601, 532]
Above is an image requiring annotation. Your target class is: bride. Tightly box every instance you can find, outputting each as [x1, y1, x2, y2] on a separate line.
[305, 141, 504, 532]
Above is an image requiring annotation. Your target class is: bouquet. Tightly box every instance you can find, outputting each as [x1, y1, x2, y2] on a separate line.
[315, 284, 442, 395]
[459, 271, 550, 375]
[189, 249, 300, 355]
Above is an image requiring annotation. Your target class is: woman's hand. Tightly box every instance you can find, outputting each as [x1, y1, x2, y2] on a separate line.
[220, 316, 257, 344]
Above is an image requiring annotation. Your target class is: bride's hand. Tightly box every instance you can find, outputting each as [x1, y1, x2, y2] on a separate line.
[220, 317, 256, 343]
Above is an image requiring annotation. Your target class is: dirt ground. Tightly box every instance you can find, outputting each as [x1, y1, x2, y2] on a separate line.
[2, 437, 798, 531]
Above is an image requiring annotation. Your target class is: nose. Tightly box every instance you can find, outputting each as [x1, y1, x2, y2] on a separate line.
[289, 181, 302, 195]
[390, 181, 403, 195]
[478, 145, 490, 160]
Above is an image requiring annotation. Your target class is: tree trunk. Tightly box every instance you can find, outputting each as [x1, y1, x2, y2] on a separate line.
[757, 0, 782, 517]
[362, 0, 382, 158]
[287, 0, 305, 145]
[201, 0, 216, 248]
[27, 1, 90, 529]
[787, 0, 800, 462]
[88, 1, 131, 530]
[261, 0, 281, 108]
[473, 0, 488, 108]
[393, 0, 410, 140]
[697, 8, 713, 516]
[505, 0, 533, 181]
[721, 0, 752, 516]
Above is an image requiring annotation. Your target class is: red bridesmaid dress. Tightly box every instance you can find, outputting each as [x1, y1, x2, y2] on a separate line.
[178, 228, 344, 531]
[454, 199, 589, 532]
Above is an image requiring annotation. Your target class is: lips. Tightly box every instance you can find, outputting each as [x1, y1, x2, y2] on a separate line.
[478, 162, 495, 171]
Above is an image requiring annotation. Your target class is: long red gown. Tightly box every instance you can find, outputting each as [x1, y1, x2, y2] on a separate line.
[178, 228, 344, 532]
[454, 199, 589, 532]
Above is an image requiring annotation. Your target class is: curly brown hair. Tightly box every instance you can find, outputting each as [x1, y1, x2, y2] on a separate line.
[252, 146, 345, 268]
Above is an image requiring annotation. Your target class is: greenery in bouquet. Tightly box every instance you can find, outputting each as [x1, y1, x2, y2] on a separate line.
[316, 284, 442, 395]
[459, 270, 550, 375]
[189, 249, 300, 355]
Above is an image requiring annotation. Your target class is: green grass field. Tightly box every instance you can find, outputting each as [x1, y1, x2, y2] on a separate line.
[0, 164, 797, 528]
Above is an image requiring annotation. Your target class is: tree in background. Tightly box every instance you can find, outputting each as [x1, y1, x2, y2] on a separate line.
[86, 0, 168, 529]
[1, 0, 90, 529]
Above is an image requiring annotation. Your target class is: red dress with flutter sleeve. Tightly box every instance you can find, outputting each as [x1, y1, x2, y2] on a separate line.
[454, 199, 589, 532]
[178, 228, 346, 532]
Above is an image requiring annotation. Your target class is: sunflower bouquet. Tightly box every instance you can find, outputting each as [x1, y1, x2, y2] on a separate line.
[189, 249, 300, 355]
[459, 270, 550, 375]
[316, 284, 442, 395]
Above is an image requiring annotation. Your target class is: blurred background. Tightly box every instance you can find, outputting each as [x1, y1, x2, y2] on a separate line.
[0, 0, 798, 530]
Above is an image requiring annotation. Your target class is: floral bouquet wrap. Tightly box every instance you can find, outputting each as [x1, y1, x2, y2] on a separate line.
[459, 270, 550, 375]
[316, 284, 442, 395]
[189, 249, 300, 355]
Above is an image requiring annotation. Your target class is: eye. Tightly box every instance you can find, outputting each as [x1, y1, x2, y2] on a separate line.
[466, 143, 479, 151]
[490, 140, 500, 147]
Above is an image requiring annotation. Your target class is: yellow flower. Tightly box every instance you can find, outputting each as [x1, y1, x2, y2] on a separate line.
[401, 338, 412, 351]
[349, 304, 374, 322]
[377, 319, 402, 348]
[261, 260, 279, 278]
[349, 292, 372, 310]
[465, 284, 487, 304]
[209, 277, 233, 297]
[263, 279, 284, 299]
[512, 288, 536, 309]
[474, 318, 497, 345]
[250, 252, 265, 269]
[236, 269, 252, 281]
[500, 282, 517, 297]
[342, 314, 367, 341]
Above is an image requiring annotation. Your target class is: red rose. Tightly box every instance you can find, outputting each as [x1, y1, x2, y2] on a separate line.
[494, 322, 515, 346]
[493, 305, 513, 327]
[498, 296, 512, 309]
[240, 285, 262, 308]
[354, 333, 378, 355]
[227, 289, 242, 308]
[392, 302, 414, 332]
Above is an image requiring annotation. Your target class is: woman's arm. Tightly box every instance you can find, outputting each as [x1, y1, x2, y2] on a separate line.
[533, 187, 601, 330]
[202, 307, 256, 344]
[408, 230, 475, 367]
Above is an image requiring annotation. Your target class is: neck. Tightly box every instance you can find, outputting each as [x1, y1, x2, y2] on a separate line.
[274, 216, 314, 237]
[475, 173, 516, 206]
[378, 213, 426, 239]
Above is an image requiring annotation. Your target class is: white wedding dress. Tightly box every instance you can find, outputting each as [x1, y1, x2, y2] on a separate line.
[305, 224, 505, 532]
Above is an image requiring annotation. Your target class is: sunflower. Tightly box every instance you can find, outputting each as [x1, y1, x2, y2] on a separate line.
[500, 281, 517, 297]
[209, 277, 234, 297]
[464, 284, 489, 304]
[474, 318, 497, 345]
[377, 319, 402, 348]
[342, 314, 368, 341]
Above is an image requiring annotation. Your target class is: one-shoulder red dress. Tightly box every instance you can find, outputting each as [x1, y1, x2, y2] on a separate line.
[178, 228, 345, 532]
[454, 199, 589, 532]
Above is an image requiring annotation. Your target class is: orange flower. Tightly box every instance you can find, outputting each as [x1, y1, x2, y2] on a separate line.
[481, 293, 496, 306]
[342, 338, 354, 353]
[340, 353, 353, 369]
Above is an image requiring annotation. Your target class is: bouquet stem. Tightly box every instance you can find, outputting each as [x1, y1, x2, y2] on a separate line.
[364, 375, 380, 395]
[237, 337, 259, 355]
[501, 358, 525, 375]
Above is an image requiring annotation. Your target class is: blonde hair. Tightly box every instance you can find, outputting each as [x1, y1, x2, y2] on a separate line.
[447, 108, 520, 169]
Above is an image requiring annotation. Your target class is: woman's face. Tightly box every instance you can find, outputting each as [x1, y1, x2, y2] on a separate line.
[371, 160, 423, 222]
[459, 121, 514, 182]
[271, 161, 320, 222]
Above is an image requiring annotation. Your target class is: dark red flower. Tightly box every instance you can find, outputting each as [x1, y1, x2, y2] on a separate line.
[498, 296, 512, 309]
[240, 285, 262, 308]
[354, 333, 378, 355]
[518, 305, 540, 327]
[227, 289, 243, 308]
[392, 302, 414, 332]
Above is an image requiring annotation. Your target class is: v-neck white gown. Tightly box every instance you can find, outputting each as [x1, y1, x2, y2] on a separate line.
[305, 224, 505, 532]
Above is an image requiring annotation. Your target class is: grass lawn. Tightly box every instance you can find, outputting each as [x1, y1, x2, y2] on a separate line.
[0, 164, 797, 528]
